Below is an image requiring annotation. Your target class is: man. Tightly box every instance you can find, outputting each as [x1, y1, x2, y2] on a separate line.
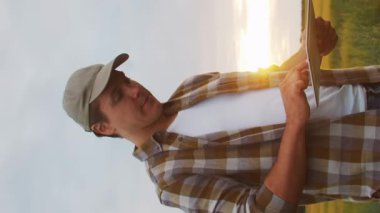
[63, 18, 380, 212]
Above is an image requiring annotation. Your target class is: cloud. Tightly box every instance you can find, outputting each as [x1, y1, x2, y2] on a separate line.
[268, 0, 301, 65]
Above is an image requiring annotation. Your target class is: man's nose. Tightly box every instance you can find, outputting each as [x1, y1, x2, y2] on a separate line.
[125, 83, 140, 99]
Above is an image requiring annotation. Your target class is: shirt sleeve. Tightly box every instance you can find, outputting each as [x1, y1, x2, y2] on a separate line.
[258, 64, 281, 72]
[158, 174, 297, 213]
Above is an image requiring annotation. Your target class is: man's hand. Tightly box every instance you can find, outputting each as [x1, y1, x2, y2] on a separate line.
[301, 17, 338, 56]
[281, 17, 337, 71]
[316, 17, 338, 56]
[279, 61, 310, 126]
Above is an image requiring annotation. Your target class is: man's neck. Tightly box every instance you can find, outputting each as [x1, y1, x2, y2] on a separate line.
[131, 112, 178, 148]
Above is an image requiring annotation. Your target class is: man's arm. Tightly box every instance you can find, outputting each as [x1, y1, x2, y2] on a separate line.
[279, 46, 307, 71]
[262, 18, 337, 204]
[264, 61, 310, 204]
[160, 174, 298, 212]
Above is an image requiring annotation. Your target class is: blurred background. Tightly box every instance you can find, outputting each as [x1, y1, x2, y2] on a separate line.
[1, 0, 379, 212]
[302, 0, 380, 69]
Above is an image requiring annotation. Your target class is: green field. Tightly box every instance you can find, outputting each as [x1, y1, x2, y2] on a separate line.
[302, 0, 380, 69]
[301, 0, 380, 212]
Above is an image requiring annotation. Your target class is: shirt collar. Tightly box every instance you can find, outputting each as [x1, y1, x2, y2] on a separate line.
[133, 101, 178, 161]
[132, 135, 163, 161]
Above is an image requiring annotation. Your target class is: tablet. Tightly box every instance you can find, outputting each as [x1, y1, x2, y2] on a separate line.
[305, 0, 321, 106]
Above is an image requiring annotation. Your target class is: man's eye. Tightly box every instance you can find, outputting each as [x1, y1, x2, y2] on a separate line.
[124, 77, 131, 84]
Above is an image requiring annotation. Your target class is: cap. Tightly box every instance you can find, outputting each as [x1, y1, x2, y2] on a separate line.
[62, 53, 129, 131]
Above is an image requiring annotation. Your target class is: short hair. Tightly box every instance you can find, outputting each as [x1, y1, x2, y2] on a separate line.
[89, 98, 121, 138]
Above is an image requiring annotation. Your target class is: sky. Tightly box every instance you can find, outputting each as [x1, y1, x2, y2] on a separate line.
[0, 0, 300, 212]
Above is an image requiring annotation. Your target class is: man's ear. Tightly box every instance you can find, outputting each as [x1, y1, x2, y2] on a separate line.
[91, 122, 116, 136]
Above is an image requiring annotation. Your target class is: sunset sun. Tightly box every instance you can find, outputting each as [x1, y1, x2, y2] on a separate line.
[237, 0, 271, 71]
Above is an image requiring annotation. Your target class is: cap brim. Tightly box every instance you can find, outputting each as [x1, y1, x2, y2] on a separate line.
[90, 53, 129, 103]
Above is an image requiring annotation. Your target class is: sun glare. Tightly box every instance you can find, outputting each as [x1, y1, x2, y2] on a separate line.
[237, 0, 271, 72]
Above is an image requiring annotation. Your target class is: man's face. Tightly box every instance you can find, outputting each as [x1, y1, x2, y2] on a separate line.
[94, 70, 163, 138]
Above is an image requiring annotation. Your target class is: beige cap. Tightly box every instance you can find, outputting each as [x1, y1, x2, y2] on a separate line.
[63, 53, 129, 131]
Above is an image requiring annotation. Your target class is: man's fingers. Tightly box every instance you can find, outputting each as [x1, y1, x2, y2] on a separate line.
[295, 80, 308, 91]
[294, 60, 309, 72]
[300, 70, 309, 84]
[315, 17, 338, 56]
[281, 61, 310, 93]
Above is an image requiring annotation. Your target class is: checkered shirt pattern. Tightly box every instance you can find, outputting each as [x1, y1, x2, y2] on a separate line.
[134, 65, 380, 212]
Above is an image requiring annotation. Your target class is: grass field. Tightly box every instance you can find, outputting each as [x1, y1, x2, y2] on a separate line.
[301, 0, 380, 212]
[302, 0, 380, 69]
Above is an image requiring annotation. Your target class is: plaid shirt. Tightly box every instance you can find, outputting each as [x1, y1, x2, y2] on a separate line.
[134, 65, 380, 212]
